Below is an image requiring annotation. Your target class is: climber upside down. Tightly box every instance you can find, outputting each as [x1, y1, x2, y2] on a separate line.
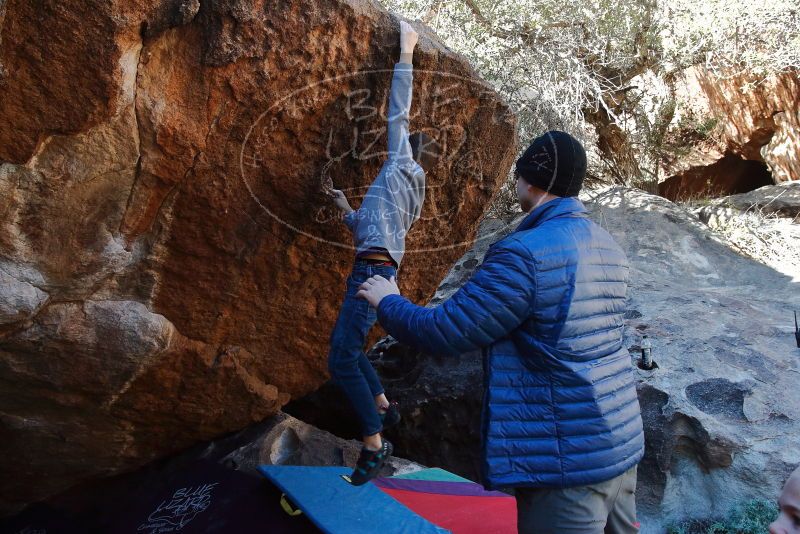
[328, 19, 645, 534]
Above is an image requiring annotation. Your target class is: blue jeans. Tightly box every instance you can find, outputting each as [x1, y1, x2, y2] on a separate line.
[327, 260, 397, 437]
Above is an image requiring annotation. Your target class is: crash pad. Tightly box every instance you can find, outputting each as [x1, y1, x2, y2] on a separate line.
[257, 465, 449, 534]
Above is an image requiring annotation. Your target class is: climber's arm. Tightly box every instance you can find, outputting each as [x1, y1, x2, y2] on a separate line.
[331, 189, 358, 232]
[386, 21, 417, 161]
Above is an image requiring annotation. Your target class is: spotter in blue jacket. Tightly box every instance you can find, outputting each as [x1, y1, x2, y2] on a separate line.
[376, 196, 645, 490]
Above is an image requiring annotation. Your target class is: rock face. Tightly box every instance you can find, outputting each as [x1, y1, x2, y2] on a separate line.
[695, 181, 800, 220]
[0, 0, 517, 513]
[354, 188, 799, 531]
[692, 182, 800, 282]
[659, 67, 799, 200]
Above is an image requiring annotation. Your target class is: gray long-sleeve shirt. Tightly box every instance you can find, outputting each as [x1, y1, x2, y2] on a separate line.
[343, 62, 425, 269]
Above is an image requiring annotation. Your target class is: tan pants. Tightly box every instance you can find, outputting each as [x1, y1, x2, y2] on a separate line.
[514, 465, 639, 534]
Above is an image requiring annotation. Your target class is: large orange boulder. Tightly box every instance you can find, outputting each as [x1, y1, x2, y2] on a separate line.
[0, 0, 517, 512]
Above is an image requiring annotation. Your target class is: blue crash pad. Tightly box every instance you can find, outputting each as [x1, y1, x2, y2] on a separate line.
[257, 465, 449, 534]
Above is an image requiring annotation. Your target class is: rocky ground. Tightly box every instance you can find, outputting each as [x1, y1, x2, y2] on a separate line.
[690, 182, 800, 281]
[585, 187, 799, 531]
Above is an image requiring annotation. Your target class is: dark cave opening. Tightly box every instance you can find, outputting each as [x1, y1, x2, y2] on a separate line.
[283, 380, 366, 441]
[659, 153, 774, 202]
[284, 341, 486, 482]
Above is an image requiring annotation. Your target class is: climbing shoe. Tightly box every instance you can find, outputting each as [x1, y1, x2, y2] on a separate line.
[379, 401, 401, 429]
[347, 439, 393, 486]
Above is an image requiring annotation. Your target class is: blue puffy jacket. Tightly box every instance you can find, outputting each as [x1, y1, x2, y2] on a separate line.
[377, 197, 644, 490]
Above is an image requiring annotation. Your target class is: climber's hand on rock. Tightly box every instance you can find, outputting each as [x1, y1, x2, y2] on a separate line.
[399, 21, 417, 55]
[330, 189, 353, 213]
[357, 275, 399, 308]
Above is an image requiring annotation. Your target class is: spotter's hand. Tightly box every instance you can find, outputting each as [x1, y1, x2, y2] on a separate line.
[356, 275, 400, 308]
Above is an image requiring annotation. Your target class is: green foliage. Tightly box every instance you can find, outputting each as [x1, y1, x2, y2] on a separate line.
[666, 499, 778, 534]
[659, 112, 721, 166]
[726, 499, 780, 533]
[675, 114, 720, 140]
[695, 117, 719, 138]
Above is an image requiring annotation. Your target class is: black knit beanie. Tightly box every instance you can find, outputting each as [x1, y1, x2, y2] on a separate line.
[515, 130, 587, 197]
